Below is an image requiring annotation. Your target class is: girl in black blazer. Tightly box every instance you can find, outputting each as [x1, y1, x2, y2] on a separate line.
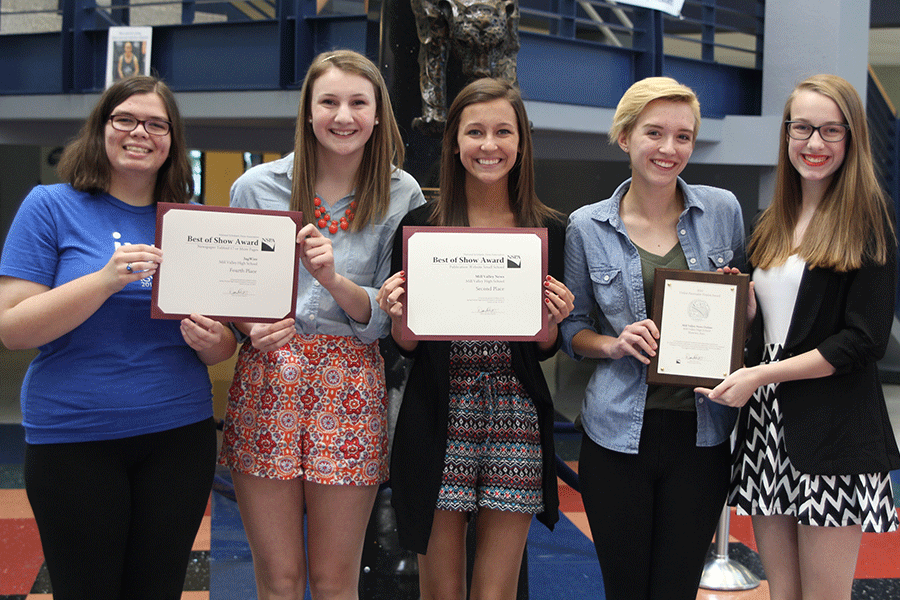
[697, 74, 900, 600]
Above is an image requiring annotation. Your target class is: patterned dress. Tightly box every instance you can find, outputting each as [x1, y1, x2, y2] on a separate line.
[434, 340, 544, 514]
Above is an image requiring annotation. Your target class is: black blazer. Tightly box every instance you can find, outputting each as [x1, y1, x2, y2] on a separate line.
[388, 204, 564, 554]
[739, 243, 900, 475]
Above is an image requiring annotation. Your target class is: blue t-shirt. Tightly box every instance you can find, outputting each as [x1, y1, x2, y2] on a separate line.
[0, 184, 212, 444]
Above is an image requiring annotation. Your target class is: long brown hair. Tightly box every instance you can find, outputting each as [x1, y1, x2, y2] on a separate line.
[749, 74, 894, 271]
[431, 78, 559, 227]
[57, 75, 193, 204]
[290, 50, 405, 230]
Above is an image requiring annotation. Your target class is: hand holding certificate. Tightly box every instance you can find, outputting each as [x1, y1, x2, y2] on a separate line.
[647, 268, 749, 388]
[400, 227, 549, 341]
[151, 203, 303, 322]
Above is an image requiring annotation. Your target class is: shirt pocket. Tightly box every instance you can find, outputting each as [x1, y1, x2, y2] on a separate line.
[590, 267, 626, 315]
[706, 247, 734, 270]
[338, 223, 387, 287]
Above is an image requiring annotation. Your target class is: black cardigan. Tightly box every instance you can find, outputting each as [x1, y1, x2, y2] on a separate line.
[738, 241, 900, 475]
[388, 204, 564, 554]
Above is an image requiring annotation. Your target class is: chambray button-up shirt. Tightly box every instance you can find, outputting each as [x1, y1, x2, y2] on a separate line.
[560, 178, 746, 453]
[230, 153, 426, 345]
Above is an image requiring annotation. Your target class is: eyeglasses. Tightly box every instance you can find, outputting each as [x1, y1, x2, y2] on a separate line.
[109, 114, 171, 136]
[785, 121, 849, 142]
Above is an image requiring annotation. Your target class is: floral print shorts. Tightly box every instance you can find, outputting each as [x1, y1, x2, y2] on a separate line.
[219, 334, 388, 485]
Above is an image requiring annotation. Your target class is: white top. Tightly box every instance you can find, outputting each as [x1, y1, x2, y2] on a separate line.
[753, 254, 806, 346]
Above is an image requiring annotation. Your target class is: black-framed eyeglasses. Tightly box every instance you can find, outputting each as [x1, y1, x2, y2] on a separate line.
[109, 114, 171, 136]
[785, 121, 849, 143]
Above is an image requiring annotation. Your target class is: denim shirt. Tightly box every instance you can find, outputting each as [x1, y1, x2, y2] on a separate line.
[560, 178, 746, 453]
[230, 153, 426, 345]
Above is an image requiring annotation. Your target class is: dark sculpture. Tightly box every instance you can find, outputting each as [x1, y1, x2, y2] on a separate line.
[411, 0, 520, 135]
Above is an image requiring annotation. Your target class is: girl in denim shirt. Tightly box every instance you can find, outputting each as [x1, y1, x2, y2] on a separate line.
[561, 77, 746, 600]
[218, 51, 425, 600]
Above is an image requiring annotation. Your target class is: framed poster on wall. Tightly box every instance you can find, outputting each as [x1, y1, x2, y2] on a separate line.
[106, 26, 152, 88]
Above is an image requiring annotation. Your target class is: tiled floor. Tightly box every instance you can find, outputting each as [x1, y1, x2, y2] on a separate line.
[1, 347, 899, 599]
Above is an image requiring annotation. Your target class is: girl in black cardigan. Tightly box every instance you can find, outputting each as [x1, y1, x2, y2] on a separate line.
[377, 78, 573, 600]
[697, 74, 900, 600]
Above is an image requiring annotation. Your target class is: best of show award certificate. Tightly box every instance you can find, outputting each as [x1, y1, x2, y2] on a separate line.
[152, 203, 303, 322]
[647, 268, 749, 388]
[401, 227, 549, 341]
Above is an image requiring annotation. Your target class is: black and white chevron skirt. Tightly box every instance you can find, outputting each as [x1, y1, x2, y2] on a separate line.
[728, 344, 898, 533]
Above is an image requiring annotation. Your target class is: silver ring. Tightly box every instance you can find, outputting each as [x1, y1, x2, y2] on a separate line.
[126, 263, 133, 273]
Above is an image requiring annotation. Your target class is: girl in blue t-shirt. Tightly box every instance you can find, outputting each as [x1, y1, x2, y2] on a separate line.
[0, 76, 236, 600]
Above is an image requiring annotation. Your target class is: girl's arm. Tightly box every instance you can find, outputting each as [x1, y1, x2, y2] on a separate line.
[180, 313, 237, 365]
[562, 219, 659, 364]
[571, 320, 659, 363]
[696, 349, 835, 408]
[538, 275, 574, 353]
[297, 223, 372, 324]
[376, 271, 417, 353]
[0, 244, 162, 350]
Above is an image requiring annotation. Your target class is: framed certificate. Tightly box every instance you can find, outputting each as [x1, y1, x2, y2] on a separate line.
[401, 227, 549, 341]
[647, 268, 749, 388]
[151, 203, 303, 322]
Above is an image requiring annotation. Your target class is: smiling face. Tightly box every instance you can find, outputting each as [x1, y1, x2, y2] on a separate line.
[309, 66, 378, 164]
[455, 98, 520, 188]
[619, 99, 695, 190]
[104, 92, 171, 187]
[786, 89, 847, 191]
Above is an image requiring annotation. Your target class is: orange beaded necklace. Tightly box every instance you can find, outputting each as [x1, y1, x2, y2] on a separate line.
[314, 196, 356, 234]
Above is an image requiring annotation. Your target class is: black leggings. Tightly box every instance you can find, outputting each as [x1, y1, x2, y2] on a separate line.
[24, 418, 217, 600]
[579, 409, 730, 600]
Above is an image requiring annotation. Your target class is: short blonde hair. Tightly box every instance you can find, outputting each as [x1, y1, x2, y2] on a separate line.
[608, 77, 701, 144]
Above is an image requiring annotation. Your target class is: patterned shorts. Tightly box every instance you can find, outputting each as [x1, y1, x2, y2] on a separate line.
[728, 344, 898, 533]
[435, 340, 544, 515]
[218, 334, 388, 485]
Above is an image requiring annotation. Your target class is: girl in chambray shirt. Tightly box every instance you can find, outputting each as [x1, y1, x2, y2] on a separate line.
[560, 77, 746, 600]
[218, 50, 424, 600]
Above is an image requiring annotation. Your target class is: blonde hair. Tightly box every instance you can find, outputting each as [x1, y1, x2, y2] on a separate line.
[290, 50, 405, 230]
[749, 74, 894, 271]
[431, 78, 559, 227]
[608, 76, 701, 144]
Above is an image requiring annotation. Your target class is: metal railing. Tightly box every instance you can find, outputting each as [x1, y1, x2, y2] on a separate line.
[868, 68, 899, 217]
[516, 0, 763, 69]
[0, 0, 284, 32]
[867, 68, 900, 316]
[0, 0, 762, 110]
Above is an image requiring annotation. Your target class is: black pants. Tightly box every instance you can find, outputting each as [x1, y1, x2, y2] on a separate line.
[24, 417, 217, 600]
[579, 409, 730, 600]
